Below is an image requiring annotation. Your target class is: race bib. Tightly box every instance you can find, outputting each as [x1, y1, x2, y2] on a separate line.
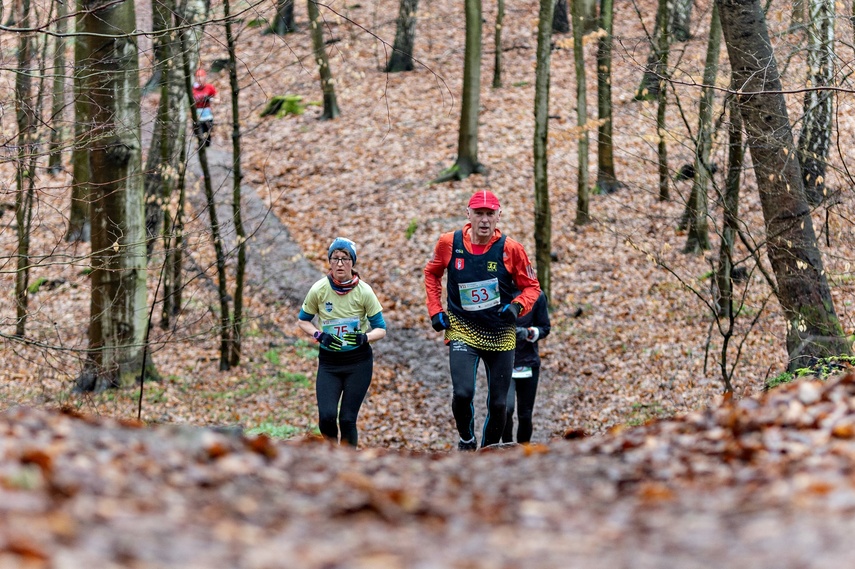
[458, 277, 500, 311]
[320, 316, 360, 345]
[512, 366, 533, 379]
[197, 107, 213, 121]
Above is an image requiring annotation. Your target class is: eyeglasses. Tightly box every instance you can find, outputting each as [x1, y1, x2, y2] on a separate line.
[330, 257, 352, 265]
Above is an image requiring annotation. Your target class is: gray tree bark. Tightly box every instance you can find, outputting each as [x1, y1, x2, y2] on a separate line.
[596, 0, 622, 193]
[797, 0, 834, 205]
[77, 0, 149, 391]
[67, 0, 91, 243]
[717, 0, 850, 369]
[683, 4, 721, 253]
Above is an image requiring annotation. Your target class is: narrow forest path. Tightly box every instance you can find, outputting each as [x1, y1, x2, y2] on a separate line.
[186, 146, 460, 445]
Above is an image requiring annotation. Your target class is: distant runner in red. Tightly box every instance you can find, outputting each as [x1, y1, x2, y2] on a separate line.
[424, 190, 541, 451]
[192, 68, 217, 147]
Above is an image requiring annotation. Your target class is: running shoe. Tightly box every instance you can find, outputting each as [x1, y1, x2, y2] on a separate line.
[457, 439, 477, 452]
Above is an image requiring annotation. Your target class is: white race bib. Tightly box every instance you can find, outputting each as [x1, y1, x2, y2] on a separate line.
[512, 366, 533, 379]
[321, 317, 360, 345]
[458, 277, 501, 311]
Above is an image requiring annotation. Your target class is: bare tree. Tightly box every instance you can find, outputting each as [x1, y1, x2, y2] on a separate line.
[224, 0, 247, 366]
[434, 0, 484, 182]
[596, 0, 622, 193]
[534, 0, 555, 298]
[273, 0, 295, 34]
[492, 0, 503, 88]
[387, 0, 419, 72]
[717, 0, 851, 369]
[76, 0, 150, 391]
[683, 4, 722, 253]
[573, 0, 590, 224]
[47, 0, 67, 175]
[308, 0, 340, 119]
[797, 0, 834, 206]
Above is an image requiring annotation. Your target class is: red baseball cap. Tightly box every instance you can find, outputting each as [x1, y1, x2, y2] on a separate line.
[467, 190, 501, 210]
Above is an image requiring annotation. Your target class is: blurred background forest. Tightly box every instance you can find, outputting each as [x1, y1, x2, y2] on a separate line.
[2, 0, 855, 450]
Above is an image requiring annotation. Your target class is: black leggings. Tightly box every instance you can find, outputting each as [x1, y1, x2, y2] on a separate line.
[502, 367, 540, 444]
[316, 354, 373, 446]
[448, 340, 515, 448]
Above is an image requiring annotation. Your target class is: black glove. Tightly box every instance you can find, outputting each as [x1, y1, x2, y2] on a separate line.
[431, 312, 450, 332]
[314, 331, 343, 351]
[342, 330, 368, 346]
[500, 302, 521, 324]
[516, 327, 528, 342]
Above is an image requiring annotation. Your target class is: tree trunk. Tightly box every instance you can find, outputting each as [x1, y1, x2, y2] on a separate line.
[387, 0, 418, 72]
[224, 0, 247, 367]
[47, 0, 67, 175]
[683, 4, 721, 253]
[144, 0, 205, 257]
[14, 0, 34, 337]
[715, 94, 743, 320]
[534, 0, 554, 299]
[655, 0, 670, 201]
[77, 0, 149, 391]
[717, 0, 850, 369]
[273, 0, 295, 34]
[179, 13, 231, 372]
[492, 0, 503, 88]
[552, 0, 569, 33]
[308, 0, 340, 119]
[573, 0, 590, 225]
[596, 0, 622, 193]
[434, 0, 483, 182]
[797, 0, 834, 206]
[670, 0, 693, 42]
[68, 0, 91, 243]
[636, 0, 671, 100]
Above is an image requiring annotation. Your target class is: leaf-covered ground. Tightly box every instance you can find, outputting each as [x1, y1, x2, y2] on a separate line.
[2, 0, 855, 564]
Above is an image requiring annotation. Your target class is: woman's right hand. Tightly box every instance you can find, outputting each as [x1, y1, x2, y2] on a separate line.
[314, 331, 343, 351]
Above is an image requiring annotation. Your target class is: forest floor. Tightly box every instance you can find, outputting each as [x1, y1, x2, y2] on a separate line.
[3, 0, 855, 565]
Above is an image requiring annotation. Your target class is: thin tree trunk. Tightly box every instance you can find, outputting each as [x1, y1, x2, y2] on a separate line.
[308, 0, 340, 119]
[655, 0, 670, 201]
[273, 0, 295, 34]
[553, 0, 569, 33]
[797, 0, 834, 206]
[179, 15, 231, 371]
[715, 94, 743, 320]
[492, 0, 503, 88]
[683, 4, 721, 253]
[387, 0, 418, 72]
[596, 0, 622, 193]
[573, 0, 590, 225]
[717, 0, 850, 369]
[14, 0, 34, 337]
[434, 0, 483, 182]
[670, 0, 693, 42]
[636, 0, 671, 100]
[224, 0, 246, 367]
[78, 0, 149, 391]
[67, 0, 90, 243]
[534, 0, 554, 299]
[47, 0, 67, 174]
